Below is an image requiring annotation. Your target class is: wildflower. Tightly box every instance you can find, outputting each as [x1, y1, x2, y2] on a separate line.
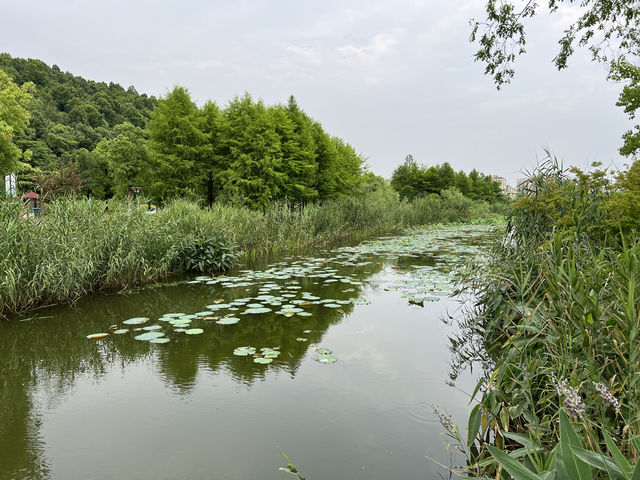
[592, 382, 621, 413]
[432, 405, 455, 432]
[551, 374, 586, 419]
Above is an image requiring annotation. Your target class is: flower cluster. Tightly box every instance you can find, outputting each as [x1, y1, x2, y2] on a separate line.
[433, 405, 455, 432]
[592, 382, 621, 413]
[551, 374, 586, 419]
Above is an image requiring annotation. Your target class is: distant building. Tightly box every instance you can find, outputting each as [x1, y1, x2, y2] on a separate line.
[490, 175, 517, 197]
[490, 175, 507, 192]
[517, 178, 531, 194]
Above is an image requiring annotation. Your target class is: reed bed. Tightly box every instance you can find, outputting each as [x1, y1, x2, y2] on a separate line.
[0, 188, 497, 316]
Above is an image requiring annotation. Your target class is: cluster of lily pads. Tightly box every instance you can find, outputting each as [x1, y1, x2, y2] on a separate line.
[87, 226, 491, 368]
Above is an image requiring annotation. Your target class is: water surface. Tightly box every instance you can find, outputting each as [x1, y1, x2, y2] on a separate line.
[0, 226, 492, 480]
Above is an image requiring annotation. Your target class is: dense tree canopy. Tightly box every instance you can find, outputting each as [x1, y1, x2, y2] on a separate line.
[390, 154, 503, 202]
[0, 69, 33, 176]
[0, 53, 156, 189]
[0, 54, 367, 207]
[145, 89, 365, 208]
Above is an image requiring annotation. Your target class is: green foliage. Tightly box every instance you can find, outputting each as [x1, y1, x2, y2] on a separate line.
[441, 157, 640, 478]
[181, 237, 238, 273]
[0, 69, 33, 176]
[0, 53, 157, 188]
[92, 122, 149, 197]
[390, 155, 504, 203]
[508, 153, 640, 241]
[146, 90, 364, 207]
[610, 58, 640, 157]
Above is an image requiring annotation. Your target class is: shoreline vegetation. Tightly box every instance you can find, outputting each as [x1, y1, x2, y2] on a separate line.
[0, 187, 503, 318]
[439, 157, 640, 479]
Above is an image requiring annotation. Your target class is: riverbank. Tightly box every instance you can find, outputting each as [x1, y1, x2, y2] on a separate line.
[0, 188, 502, 317]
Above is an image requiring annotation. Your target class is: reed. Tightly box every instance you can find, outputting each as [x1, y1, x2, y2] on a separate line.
[440, 160, 640, 478]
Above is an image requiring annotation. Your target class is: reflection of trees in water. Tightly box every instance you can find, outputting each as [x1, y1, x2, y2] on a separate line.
[155, 261, 382, 390]
[0, 255, 385, 478]
[446, 294, 496, 382]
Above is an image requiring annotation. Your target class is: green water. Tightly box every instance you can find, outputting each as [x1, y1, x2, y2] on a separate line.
[0, 226, 492, 480]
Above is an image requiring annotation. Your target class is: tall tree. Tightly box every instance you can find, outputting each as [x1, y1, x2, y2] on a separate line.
[93, 122, 149, 197]
[220, 94, 285, 210]
[146, 86, 207, 200]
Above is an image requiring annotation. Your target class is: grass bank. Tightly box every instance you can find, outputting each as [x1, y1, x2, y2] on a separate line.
[441, 160, 640, 479]
[0, 187, 501, 317]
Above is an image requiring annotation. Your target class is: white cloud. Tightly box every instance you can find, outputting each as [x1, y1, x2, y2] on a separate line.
[337, 33, 398, 65]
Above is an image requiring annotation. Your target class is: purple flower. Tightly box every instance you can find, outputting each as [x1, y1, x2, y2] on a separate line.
[593, 382, 621, 413]
[551, 374, 586, 419]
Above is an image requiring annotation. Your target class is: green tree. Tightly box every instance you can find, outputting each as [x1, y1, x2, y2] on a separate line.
[146, 86, 207, 200]
[391, 155, 422, 200]
[0, 69, 33, 176]
[220, 94, 285, 210]
[93, 122, 149, 197]
[610, 58, 640, 156]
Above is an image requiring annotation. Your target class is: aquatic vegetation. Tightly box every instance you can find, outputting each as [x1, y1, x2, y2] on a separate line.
[134, 332, 165, 341]
[123, 317, 150, 325]
[86, 333, 109, 340]
[184, 328, 203, 335]
[215, 318, 240, 325]
[0, 189, 499, 316]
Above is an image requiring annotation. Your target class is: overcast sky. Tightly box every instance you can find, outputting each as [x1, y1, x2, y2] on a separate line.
[1, 0, 632, 184]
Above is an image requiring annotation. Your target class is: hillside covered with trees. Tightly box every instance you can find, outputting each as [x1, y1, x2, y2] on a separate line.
[0, 54, 365, 207]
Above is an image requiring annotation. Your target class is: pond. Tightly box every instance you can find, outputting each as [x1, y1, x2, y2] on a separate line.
[0, 225, 494, 480]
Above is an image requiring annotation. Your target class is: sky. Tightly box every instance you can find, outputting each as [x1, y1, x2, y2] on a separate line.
[1, 0, 632, 185]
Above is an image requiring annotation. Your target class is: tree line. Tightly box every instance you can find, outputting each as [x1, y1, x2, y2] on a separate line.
[2, 53, 504, 209]
[0, 54, 366, 209]
[390, 155, 504, 203]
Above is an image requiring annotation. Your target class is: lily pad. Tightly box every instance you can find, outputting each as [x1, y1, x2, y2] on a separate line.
[87, 333, 109, 340]
[216, 317, 240, 325]
[184, 328, 204, 335]
[149, 338, 170, 344]
[123, 317, 149, 325]
[243, 307, 272, 314]
[253, 357, 273, 364]
[113, 329, 129, 335]
[233, 346, 256, 356]
[314, 353, 338, 364]
[315, 347, 332, 355]
[143, 325, 162, 331]
[134, 331, 165, 341]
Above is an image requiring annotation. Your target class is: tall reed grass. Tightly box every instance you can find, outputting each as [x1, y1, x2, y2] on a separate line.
[0, 187, 498, 316]
[441, 159, 640, 478]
